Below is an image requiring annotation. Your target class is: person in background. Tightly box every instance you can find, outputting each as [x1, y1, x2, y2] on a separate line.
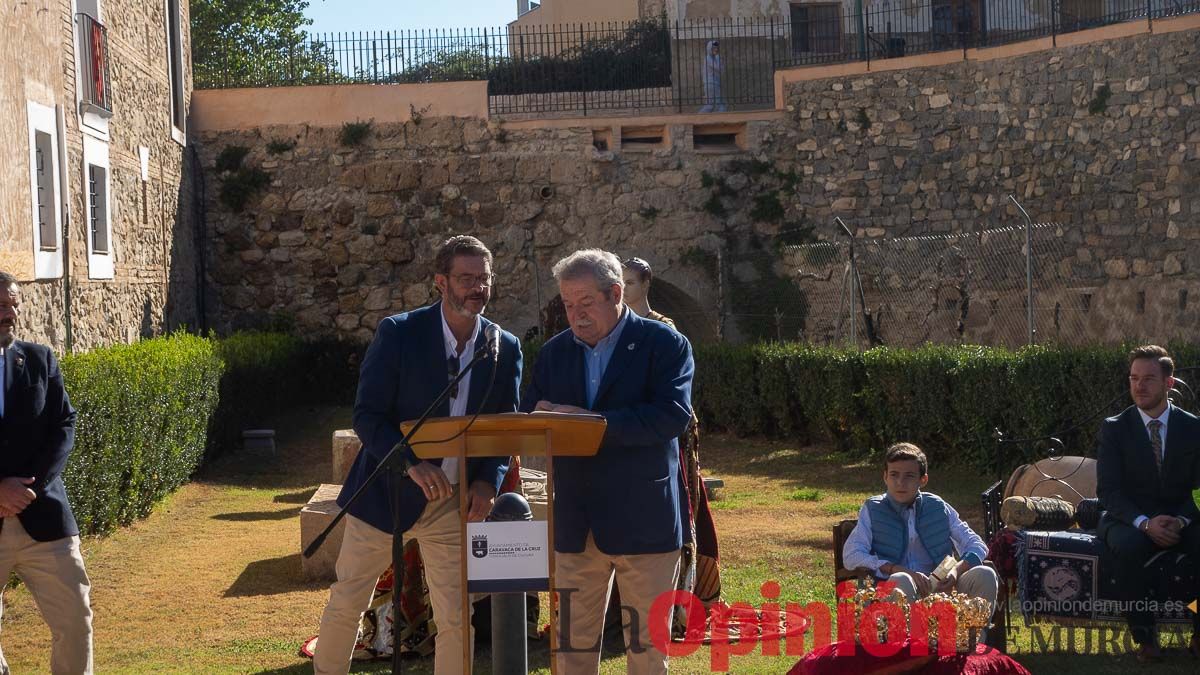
[620, 257, 723, 642]
[1096, 344, 1200, 662]
[699, 40, 727, 113]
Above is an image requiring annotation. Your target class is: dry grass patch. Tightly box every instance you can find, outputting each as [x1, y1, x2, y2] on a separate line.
[2, 417, 1192, 673]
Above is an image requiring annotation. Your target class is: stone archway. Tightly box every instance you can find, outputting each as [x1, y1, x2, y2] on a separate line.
[649, 278, 718, 343]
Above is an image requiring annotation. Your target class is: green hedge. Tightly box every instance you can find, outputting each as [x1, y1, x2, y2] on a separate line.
[209, 333, 362, 461]
[693, 342, 1200, 474]
[60, 333, 222, 535]
[57, 331, 362, 536]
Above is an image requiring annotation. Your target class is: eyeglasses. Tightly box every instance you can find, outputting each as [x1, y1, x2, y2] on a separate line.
[447, 356, 460, 399]
[450, 273, 496, 288]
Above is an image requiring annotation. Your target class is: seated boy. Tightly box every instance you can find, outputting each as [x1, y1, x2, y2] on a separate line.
[843, 442, 999, 610]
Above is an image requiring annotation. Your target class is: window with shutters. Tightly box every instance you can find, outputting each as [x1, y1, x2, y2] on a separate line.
[165, 0, 186, 144]
[83, 134, 114, 279]
[27, 101, 63, 279]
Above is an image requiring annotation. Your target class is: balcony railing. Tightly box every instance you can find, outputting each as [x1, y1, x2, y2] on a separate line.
[77, 13, 112, 115]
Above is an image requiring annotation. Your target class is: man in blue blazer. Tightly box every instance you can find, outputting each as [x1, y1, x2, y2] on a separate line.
[1097, 345, 1200, 662]
[0, 271, 92, 673]
[523, 249, 693, 675]
[315, 237, 522, 675]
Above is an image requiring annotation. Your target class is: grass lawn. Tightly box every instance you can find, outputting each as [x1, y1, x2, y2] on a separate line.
[1, 406, 1194, 673]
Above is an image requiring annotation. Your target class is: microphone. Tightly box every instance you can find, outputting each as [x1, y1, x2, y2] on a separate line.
[485, 323, 501, 359]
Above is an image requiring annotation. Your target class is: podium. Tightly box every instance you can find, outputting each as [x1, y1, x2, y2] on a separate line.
[401, 411, 605, 674]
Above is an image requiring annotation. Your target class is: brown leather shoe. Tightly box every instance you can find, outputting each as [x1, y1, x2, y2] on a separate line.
[1136, 643, 1163, 663]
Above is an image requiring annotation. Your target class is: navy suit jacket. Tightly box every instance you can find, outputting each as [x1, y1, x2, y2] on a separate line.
[339, 303, 522, 534]
[1097, 404, 1200, 536]
[522, 311, 694, 555]
[0, 341, 79, 541]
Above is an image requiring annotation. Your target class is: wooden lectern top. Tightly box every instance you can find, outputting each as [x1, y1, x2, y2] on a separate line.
[400, 412, 605, 459]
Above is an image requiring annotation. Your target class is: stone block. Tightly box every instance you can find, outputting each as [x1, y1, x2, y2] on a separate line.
[333, 429, 363, 483]
[300, 483, 345, 581]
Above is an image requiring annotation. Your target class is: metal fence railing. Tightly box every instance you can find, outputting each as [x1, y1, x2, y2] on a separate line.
[193, 1, 1200, 116]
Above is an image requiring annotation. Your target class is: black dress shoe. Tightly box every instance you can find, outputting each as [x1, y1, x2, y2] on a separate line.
[1136, 643, 1163, 663]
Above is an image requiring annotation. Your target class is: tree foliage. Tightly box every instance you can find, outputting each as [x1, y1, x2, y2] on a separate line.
[192, 0, 343, 87]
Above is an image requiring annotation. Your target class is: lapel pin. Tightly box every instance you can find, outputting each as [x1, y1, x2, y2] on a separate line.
[14, 355, 23, 367]
[627, 343, 636, 351]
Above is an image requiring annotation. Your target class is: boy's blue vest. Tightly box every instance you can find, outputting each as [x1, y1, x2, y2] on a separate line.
[866, 492, 953, 565]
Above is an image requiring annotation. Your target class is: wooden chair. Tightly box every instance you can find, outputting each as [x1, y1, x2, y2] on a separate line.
[832, 519, 874, 588]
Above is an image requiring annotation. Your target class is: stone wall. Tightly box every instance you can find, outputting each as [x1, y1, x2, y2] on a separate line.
[195, 22, 1199, 347]
[0, 1, 199, 353]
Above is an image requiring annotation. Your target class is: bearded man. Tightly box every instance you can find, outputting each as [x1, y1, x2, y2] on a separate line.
[314, 236, 523, 674]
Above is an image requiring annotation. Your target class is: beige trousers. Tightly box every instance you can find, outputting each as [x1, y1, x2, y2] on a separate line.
[888, 565, 1000, 610]
[314, 488, 470, 675]
[0, 517, 93, 675]
[555, 533, 681, 675]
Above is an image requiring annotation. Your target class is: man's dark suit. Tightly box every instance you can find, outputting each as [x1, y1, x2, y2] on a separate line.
[1096, 404, 1200, 643]
[339, 301, 523, 534]
[0, 340, 79, 540]
[521, 311, 694, 555]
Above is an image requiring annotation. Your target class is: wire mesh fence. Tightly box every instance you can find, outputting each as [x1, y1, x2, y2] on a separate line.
[723, 222, 1173, 349]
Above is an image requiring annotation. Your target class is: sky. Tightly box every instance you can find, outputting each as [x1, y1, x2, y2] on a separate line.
[304, 0, 520, 33]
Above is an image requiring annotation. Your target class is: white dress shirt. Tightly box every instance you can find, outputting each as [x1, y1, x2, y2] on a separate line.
[1133, 405, 1182, 530]
[842, 494, 990, 577]
[439, 310, 480, 486]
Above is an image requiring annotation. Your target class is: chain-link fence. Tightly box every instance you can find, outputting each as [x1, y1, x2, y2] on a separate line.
[779, 223, 1068, 347]
[719, 222, 1194, 349]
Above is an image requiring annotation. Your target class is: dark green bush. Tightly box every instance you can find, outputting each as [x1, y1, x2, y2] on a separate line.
[56, 331, 363, 537]
[692, 342, 1198, 474]
[208, 332, 362, 460]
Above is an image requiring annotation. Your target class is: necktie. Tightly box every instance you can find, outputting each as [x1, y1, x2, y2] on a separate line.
[1147, 420, 1163, 472]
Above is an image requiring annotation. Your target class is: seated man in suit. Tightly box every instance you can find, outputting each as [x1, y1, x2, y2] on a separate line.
[843, 442, 998, 612]
[314, 236, 523, 675]
[1098, 344, 1200, 662]
[523, 249, 694, 675]
[0, 270, 92, 673]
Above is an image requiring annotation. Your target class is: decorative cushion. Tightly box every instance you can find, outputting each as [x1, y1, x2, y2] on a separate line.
[1001, 496, 1075, 531]
[1017, 530, 1195, 623]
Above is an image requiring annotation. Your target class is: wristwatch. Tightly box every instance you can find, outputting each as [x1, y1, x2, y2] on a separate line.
[1138, 519, 1150, 532]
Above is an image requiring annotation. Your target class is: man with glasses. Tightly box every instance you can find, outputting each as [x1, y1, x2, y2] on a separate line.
[315, 236, 522, 674]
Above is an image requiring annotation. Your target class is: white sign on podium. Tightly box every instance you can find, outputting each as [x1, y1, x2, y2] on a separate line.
[466, 521, 549, 593]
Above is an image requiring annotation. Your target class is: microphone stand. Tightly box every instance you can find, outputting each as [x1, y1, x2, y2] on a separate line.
[304, 338, 499, 674]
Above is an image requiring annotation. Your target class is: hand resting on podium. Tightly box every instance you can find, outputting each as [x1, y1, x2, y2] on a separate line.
[531, 400, 593, 416]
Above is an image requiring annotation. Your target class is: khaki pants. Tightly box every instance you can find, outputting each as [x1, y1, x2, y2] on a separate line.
[0, 518, 93, 675]
[555, 533, 681, 675]
[314, 488, 469, 675]
[888, 565, 1000, 610]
